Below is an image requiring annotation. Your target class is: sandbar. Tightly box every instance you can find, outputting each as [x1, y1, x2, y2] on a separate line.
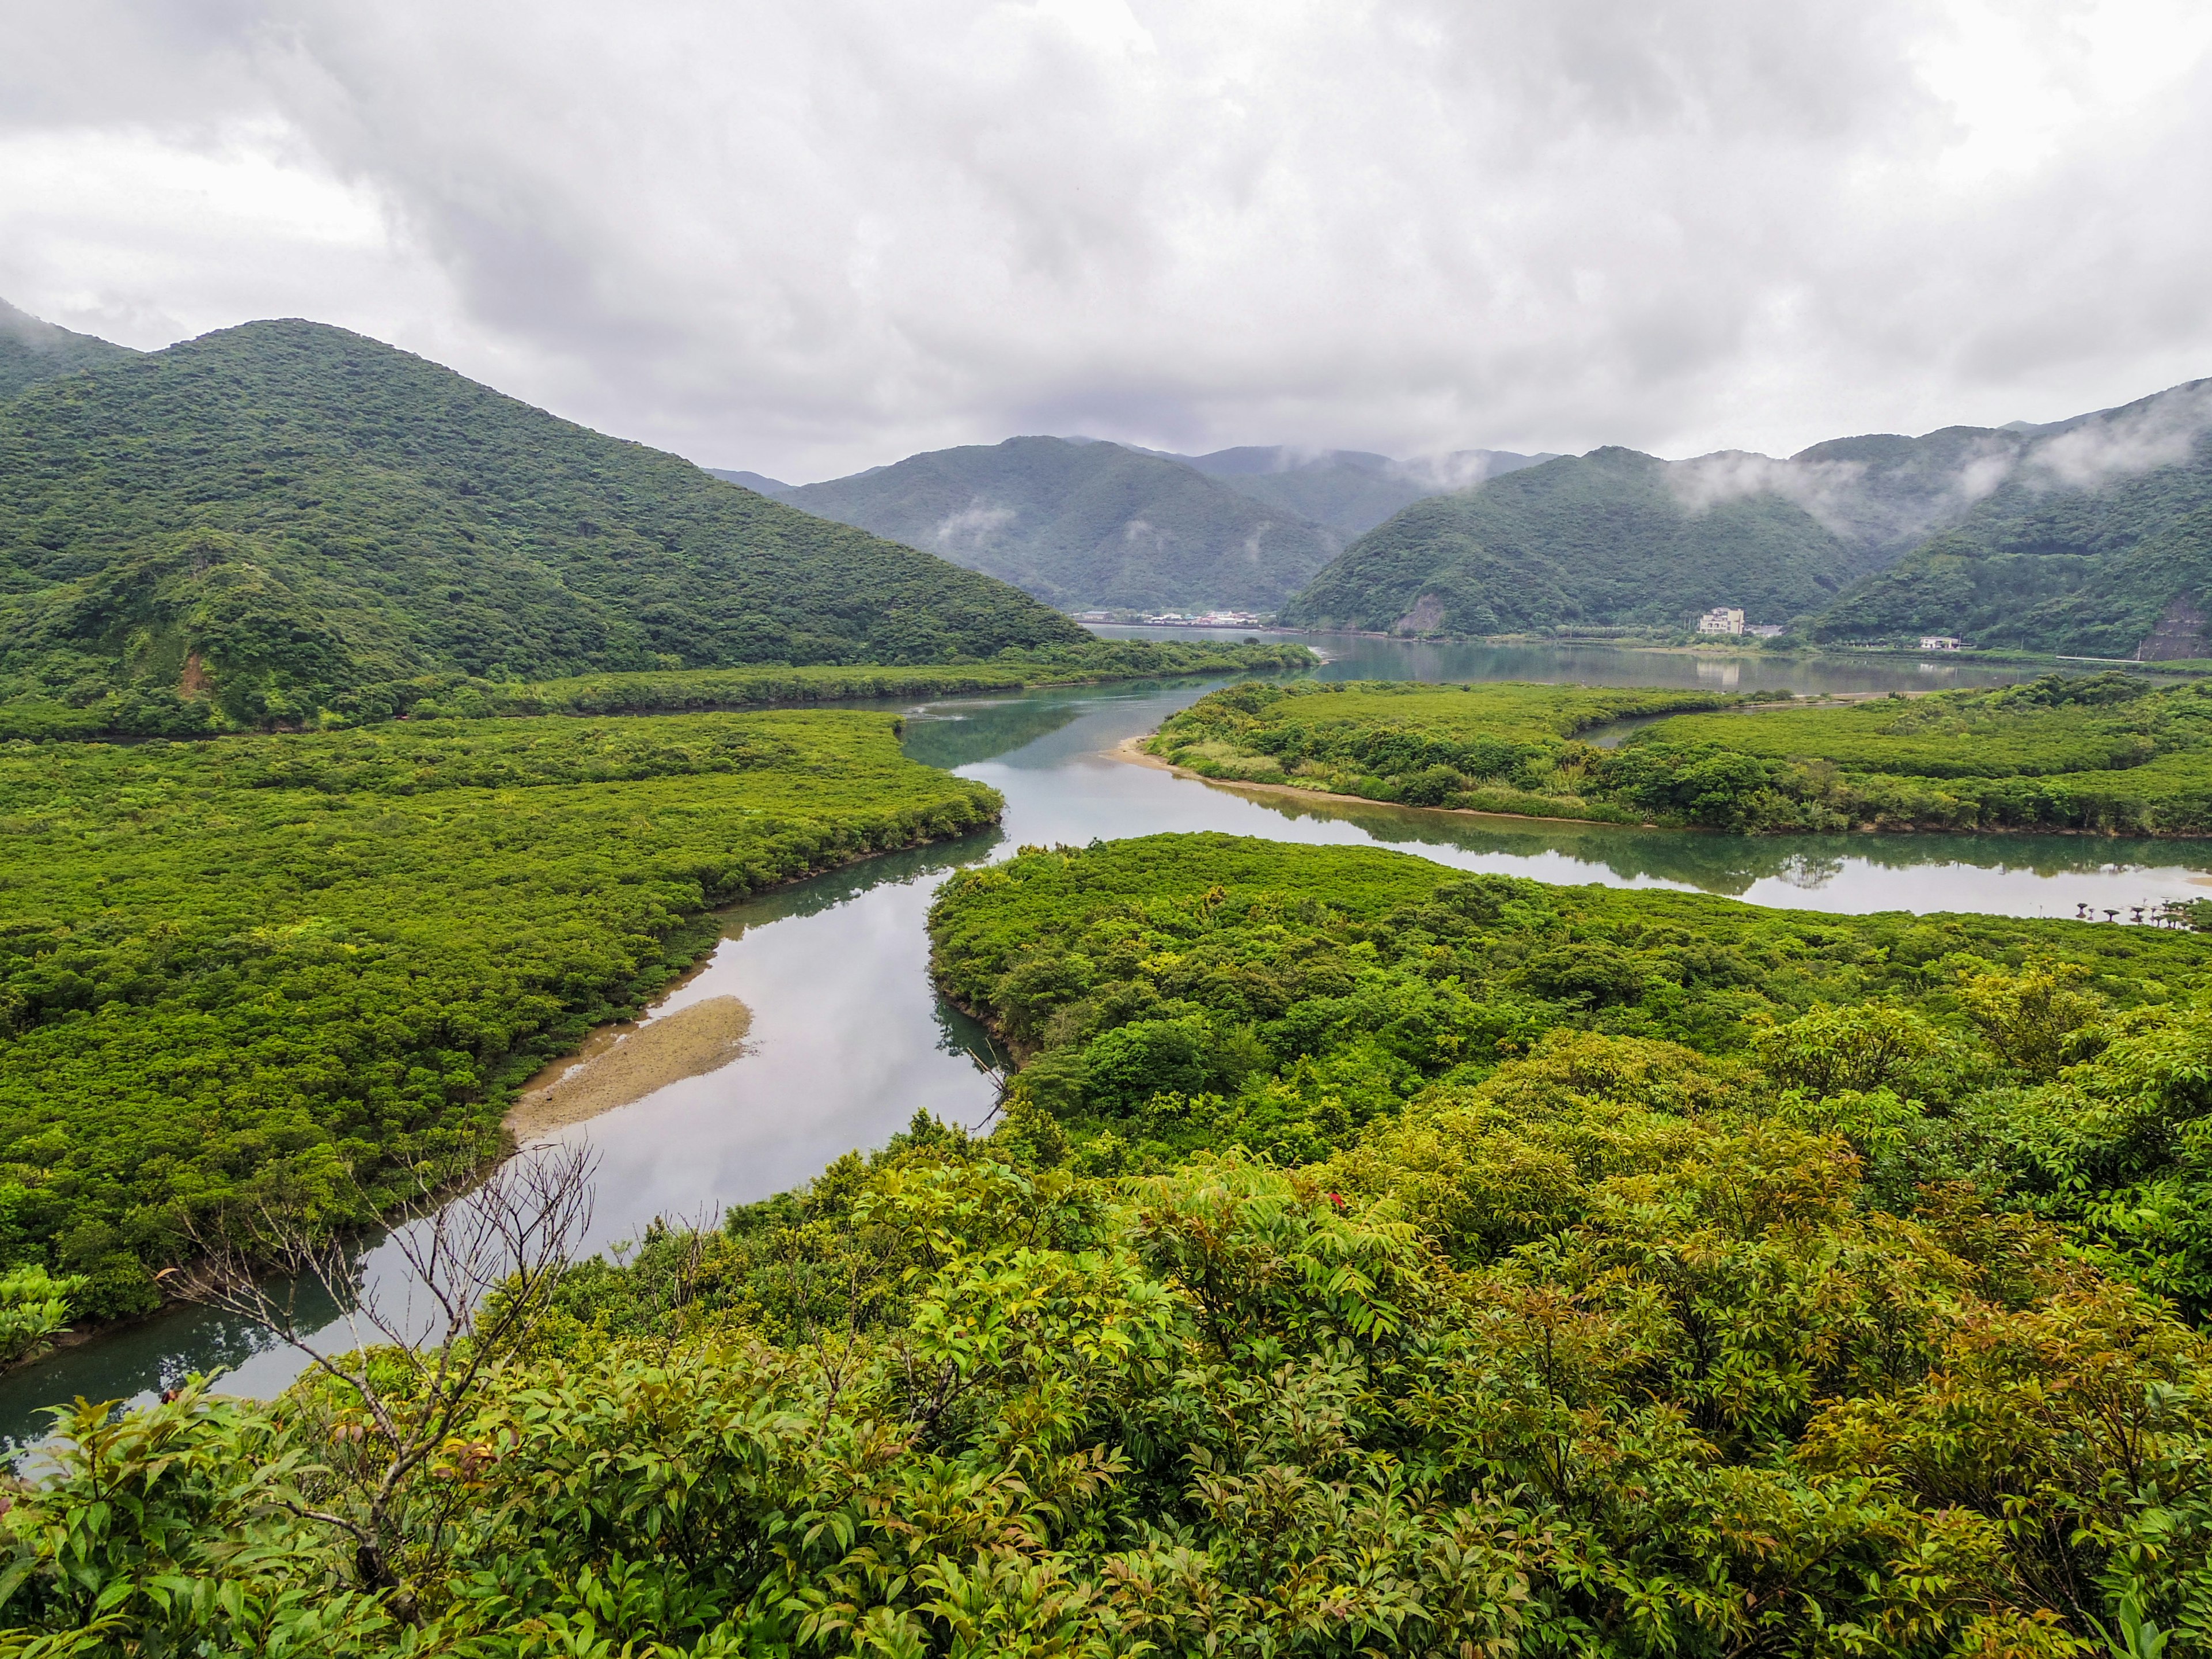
[506, 994, 753, 1140]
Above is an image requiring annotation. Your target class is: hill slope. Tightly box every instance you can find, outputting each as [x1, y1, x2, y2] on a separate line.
[0, 321, 1086, 730]
[1806, 380, 2212, 653]
[1283, 377, 2212, 642]
[1281, 446, 1870, 634]
[0, 298, 136, 400]
[1161, 445, 1551, 536]
[772, 436, 1342, 612]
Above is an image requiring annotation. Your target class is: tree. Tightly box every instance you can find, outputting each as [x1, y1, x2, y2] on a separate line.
[177, 1144, 596, 1609]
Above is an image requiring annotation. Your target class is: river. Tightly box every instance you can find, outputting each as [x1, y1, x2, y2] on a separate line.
[6, 632, 2207, 1446]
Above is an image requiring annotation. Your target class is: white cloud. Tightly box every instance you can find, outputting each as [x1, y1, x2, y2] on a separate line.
[929, 501, 1018, 551]
[0, 0, 2207, 480]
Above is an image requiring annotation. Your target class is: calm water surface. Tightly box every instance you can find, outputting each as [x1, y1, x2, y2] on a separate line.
[8, 634, 2208, 1446]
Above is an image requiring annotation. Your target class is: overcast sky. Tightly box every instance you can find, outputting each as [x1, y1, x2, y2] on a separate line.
[4, 1, 2210, 482]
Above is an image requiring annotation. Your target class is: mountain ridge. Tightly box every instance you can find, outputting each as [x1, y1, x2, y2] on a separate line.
[1281, 375, 2212, 646]
[0, 298, 137, 401]
[762, 435, 1345, 613]
[0, 318, 1087, 734]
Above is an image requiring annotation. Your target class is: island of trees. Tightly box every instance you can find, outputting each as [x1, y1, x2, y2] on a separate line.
[1149, 671, 2212, 835]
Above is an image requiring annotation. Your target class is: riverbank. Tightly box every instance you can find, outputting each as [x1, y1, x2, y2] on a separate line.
[1111, 735, 1660, 830]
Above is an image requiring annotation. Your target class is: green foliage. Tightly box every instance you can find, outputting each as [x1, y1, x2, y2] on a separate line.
[1633, 673, 2212, 833]
[18, 836, 2212, 1652]
[0, 1266, 86, 1366]
[0, 320, 1088, 734]
[1157, 673, 2212, 835]
[0, 642, 1320, 744]
[1809, 427, 2212, 653]
[927, 833, 2209, 1180]
[13, 1102, 2211, 1652]
[1281, 446, 1873, 635]
[776, 435, 1343, 612]
[0, 711, 1001, 1316]
[1147, 679, 1744, 820]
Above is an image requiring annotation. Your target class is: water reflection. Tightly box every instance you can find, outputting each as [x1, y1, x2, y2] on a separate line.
[1207, 782, 2205, 910]
[1094, 625, 2146, 696]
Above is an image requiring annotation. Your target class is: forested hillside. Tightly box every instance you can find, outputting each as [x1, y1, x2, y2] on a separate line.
[1282, 377, 2212, 645]
[0, 321, 1086, 734]
[1809, 382, 2212, 651]
[1161, 445, 1550, 535]
[771, 435, 1342, 612]
[1282, 446, 1870, 634]
[0, 298, 135, 401]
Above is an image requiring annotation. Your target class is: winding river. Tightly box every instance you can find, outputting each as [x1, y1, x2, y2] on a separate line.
[7, 632, 2210, 1447]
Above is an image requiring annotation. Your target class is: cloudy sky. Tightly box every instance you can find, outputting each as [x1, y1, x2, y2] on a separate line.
[4, 1, 2210, 482]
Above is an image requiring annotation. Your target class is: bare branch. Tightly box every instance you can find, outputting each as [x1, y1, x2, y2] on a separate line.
[173, 1141, 599, 1597]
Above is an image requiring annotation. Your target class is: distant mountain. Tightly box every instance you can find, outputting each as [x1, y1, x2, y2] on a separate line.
[768, 436, 1343, 612]
[1805, 380, 2212, 654]
[1281, 378, 2212, 646]
[705, 467, 793, 494]
[1150, 446, 1554, 536]
[0, 298, 137, 400]
[1281, 446, 1874, 635]
[0, 321, 1086, 732]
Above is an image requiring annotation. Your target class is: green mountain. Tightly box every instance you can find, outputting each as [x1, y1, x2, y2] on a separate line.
[0, 320, 1087, 733]
[1281, 445, 1873, 634]
[1807, 380, 2212, 653]
[0, 298, 136, 400]
[1156, 445, 1552, 536]
[764, 436, 1343, 612]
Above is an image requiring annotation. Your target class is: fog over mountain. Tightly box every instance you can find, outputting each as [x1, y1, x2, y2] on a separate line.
[1139, 446, 1556, 537]
[1287, 376, 2212, 649]
[724, 438, 1344, 613]
[0, 297, 135, 401]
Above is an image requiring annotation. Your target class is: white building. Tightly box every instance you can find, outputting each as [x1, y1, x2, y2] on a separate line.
[1696, 607, 1745, 635]
[1919, 635, 1962, 651]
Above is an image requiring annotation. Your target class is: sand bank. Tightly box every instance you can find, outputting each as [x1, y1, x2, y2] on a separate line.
[506, 994, 753, 1140]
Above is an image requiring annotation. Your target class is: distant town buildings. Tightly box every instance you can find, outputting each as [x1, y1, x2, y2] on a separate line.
[1919, 635, 1962, 651]
[1131, 609, 1264, 628]
[1746, 624, 1786, 639]
[1696, 607, 1745, 635]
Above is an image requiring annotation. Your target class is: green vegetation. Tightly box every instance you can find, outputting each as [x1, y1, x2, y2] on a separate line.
[1628, 672, 2212, 834]
[0, 710, 1000, 1321]
[1147, 679, 1757, 822]
[0, 320, 1086, 736]
[1807, 381, 2212, 656]
[0, 639, 1316, 742]
[0, 300, 134, 403]
[775, 435, 1343, 613]
[15, 837, 2212, 1652]
[1154, 672, 2212, 835]
[1276, 378, 2212, 654]
[1813, 503, 2212, 656]
[1168, 446, 1548, 536]
[1281, 448, 1871, 635]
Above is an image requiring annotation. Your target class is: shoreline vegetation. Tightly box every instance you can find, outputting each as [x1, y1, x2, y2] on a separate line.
[12, 832, 2211, 1650]
[0, 709, 1002, 1334]
[1146, 673, 2212, 838]
[0, 638, 1317, 744]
